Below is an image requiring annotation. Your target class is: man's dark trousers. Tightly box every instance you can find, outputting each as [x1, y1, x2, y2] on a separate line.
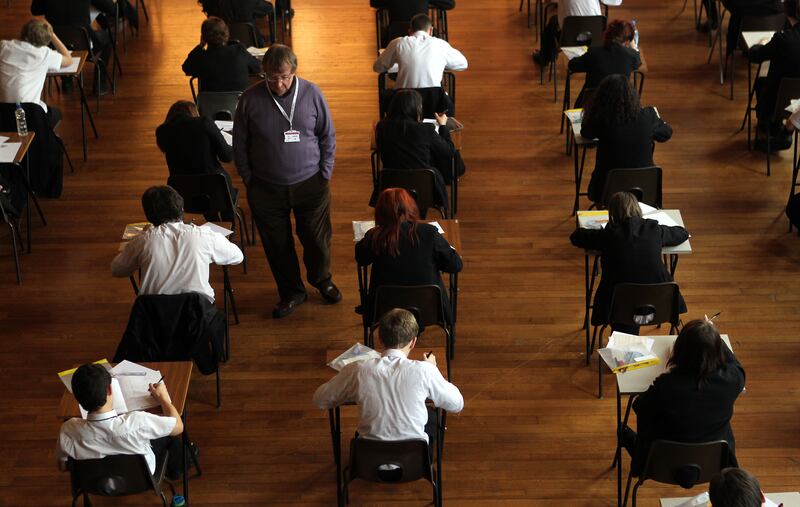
[248, 172, 332, 301]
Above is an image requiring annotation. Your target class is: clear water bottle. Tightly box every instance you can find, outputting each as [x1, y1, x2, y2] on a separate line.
[172, 495, 186, 507]
[14, 103, 28, 137]
[631, 19, 639, 47]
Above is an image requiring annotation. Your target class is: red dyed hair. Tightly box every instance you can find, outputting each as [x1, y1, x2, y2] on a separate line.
[371, 188, 419, 256]
[604, 19, 635, 47]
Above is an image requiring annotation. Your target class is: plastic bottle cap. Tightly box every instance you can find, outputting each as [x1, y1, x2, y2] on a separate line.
[172, 495, 186, 506]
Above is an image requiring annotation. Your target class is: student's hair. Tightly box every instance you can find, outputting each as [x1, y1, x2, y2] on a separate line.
[608, 191, 642, 224]
[71, 364, 112, 413]
[20, 19, 51, 48]
[667, 318, 728, 384]
[410, 13, 432, 33]
[604, 19, 635, 47]
[379, 308, 419, 349]
[709, 468, 763, 507]
[371, 188, 420, 257]
[141, 186, 184, 226]
[164, 100, 199, 122]
[387, 89, 423, 122]
[582, 74, 640, 129]
[201, 16, 229, 46]
[262, 44, 297, 75]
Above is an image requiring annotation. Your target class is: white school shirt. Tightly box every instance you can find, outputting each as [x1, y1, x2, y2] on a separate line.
[557, 0, 602, 28]
[111, 221, 244, 303]
[312, 349, 464, 442]
[57, 410, 177, 474]
[0, 39, 63, 112]
[373, 31, 468, 89]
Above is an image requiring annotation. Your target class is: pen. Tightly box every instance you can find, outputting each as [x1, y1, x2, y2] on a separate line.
[425, 351, 433, 358]
[153, 376, 164, 386]
[115, 372, 146, 376]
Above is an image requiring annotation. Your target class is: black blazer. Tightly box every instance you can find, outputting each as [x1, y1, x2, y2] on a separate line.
[156, 115, 233, 177]
[356, 222, 462, 323]
[200, 0, 274, 21]
[182, 43, 261, 93]
[749, 24, 800, 120]
[581, 106, 672, 203]
[370, 0, 455, 43]
[568, 43, 641, 90]
[31, 0, 92, 29]
[570, 217, 689, 325]
[376, 118, 455, 208]
[631, 347, 745, 475]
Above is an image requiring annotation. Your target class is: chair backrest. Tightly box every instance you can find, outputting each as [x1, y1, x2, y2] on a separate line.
[54, 25, 93, 53]
[380, 86, 455, 119]
[560, 16, 607, 47]
[371, 284, 447, 330]
[68, 455, 156, 498]
[600, 166, 663, 209]
[608, 282, 681, 328]
[348, 438, 433, 484]
[640, 440, 729, 489]
[196, 91, 242, 121]
[378, 168, 442, 218]
[167, 173, 235, 220]
[228, 22, 259, 48]
[771, 78, 800, 122]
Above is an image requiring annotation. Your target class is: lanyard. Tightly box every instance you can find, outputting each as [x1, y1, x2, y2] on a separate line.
[268, 78, 299, 130]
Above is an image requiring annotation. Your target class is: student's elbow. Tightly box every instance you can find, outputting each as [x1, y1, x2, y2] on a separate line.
[170, 417, 184, 436]
[60, 55, 74, 68]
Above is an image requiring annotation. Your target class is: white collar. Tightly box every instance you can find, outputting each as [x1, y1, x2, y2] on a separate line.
[411, 30, 430, 39]
[87, 409, 118, 422]
[383, 348, 408, 359]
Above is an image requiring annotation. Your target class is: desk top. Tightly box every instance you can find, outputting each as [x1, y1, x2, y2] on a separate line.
[577, 209, 692, 255]
[47, 50, 88, 77]
[617, 334, 731, 395]
[0, 131, 36, 165]
[564, 110, 596, 146]
[353, 219, 461, 252]
[57, 361, 193, 419]
[661, 492, 800, 507]
[742, 30, 776, 50]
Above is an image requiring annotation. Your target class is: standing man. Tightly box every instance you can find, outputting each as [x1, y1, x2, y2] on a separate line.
[233, 44, 340, 319]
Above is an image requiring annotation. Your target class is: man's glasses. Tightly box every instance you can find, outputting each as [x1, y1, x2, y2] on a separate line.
[266, 74, 294, 83]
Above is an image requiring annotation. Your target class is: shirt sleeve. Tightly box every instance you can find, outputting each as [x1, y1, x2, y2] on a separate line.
[209, 232, 244, 266]
[111, 237, 143, 278]
[443, 43, 468, 72]
[433, 230, 463, 273]
[132, 412, 178, 441]
[45, 48, 63, 72]
[314, 87, 336, 180]
[181, 45, 204, 77]
[569, 227, 603, 250]
[658, 224, 690, 247]
[373, 40, 397, 73]
[233, 93, 252, 186]
[423, 363, 464, 413]
[312, 363, 359, 409]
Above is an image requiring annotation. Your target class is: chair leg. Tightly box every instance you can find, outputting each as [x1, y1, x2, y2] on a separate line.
[621, 472, 634, 507]
[630, 480, 642, 507]
[56, 135, 75, 173]
[767, 132, 772, 176]
[215, 367, 221, 408]
[8, 221, 21, 284]
[159, 492, 168, 507]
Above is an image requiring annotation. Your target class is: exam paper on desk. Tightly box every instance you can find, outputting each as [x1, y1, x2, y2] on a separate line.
[0, 142, 21, 164]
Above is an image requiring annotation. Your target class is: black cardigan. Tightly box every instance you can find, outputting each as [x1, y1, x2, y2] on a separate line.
[182, 43, 261, 92]
[568, 43, 641, 90]
[570, 217, 689, 325]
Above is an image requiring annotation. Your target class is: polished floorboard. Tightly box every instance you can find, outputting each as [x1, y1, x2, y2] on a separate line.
[1, 0, 800, 505]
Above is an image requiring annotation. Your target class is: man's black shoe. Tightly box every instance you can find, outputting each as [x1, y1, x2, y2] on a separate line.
[317, 280, 342, 304]
[272, 293, 307, 318]
[755, 134, 793, 152]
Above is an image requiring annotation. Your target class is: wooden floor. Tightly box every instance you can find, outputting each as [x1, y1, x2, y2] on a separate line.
[1, 0, 800, 505]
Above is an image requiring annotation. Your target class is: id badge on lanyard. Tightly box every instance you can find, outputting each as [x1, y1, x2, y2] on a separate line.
[284, 130, 300, 143]
[269, 79, 301, 144]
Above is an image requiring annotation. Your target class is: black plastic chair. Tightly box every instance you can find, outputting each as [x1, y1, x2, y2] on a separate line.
[0, 179, 23, 284]
[196, 91, 242, 121]
[593, 282, 681, 398]
[547, 15, 607, 101]
[753, 78, 800, 176]
[623, 440, 729, 507]
[600, 166, 663, 209]
[343, 438, 441, 507]
[377, 168, 448, 219]
[67, 453, 174, 507]
[228, 22, 260, 48]
[379, 83, 456, 119]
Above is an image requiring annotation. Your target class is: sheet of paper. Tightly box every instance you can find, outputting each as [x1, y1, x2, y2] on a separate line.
[58, 359, 110, 393]
[353, 220, 375, 242]
[247, 46, 268, 58]
[645, 211, 679, 227]
[764, 497, 779, 507]
[742, 30, 775, 49]
[215, 120, 233, 132]
[577, 210, 608, 229]
[200, 221, 234, 237]
[785, 98, 800, 114]
[220, 130, 233, 146]
[639, 202, 658, 214]
[122, 222, 151, 240]
[564, 108, 583, 124]
[328, 343, 381, 371]
[0, 135, 9, 143]
[561, 46, 587, 60]
[58, 52, 81, 74]
[110, 361, 162, 412]
[426, 221, 445, 234]
[0, 142, 21, 163]
[608, 331, 655, 351]
[672, 491, 709, 507]
[79, 377, 128, 419]
[422, 118, 440, 133]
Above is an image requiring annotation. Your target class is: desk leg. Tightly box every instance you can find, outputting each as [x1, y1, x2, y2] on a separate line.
[616, 384, 622, 507]
[25, 157, 32, 253]
[573, 142, 580, 215]
[328, 407, 343, 507]
[584, 253, 590, 363]
[669, 254, 679, 276]
[182, 406, 190, 505]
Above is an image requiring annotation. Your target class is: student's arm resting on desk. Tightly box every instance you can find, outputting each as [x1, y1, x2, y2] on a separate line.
[569, 227, 604, 250]
[355, 233, 377, 266]
[748, 32, 781, 63]
[314, 87, 336, 180]
[203, 116, 233, 163]
[433, 231, 463, 273]
[567, 51, 589, 73]
[423, 362, 464, 413]
[373, 39, 398, 73]
[312, 363, 359, 409]
[442, 42, 468, 72]
[209, 230, 244, 266]
[233, 94, 252, 186]
[147, 382, 184, 436]
[658, 224, 689, 247]
[111, 236, 142, 277]
[648, 107, 673, 142]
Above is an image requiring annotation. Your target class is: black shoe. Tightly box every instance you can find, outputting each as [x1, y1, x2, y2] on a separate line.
[696, 19, 718, 32]
[755, 134, 793, 152]
[532, 51, 548, 65]
[317, 279, 342, 304]
[272, 292, 307, 318]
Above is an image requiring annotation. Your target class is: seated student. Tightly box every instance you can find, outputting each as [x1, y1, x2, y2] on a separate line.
[621, 318, 745, 476]
[356, 188, 462, 324]
[313, 308, 463, 445]
[533, 0, 602, 65]
[198, 0, 275, 46]
[569, 192, 688, 334]
[0, 19, 73, 128]
[182, 16, 261, 93]
[155, 100, 237, 204]
[57, 363, 186, 479]
[722, 0, 784, 56]
[568, 19, 641, 106]
[709, 468, 766, 507]
[370, 0, 456, 46]
[375, 89, 463, 212]
[748, 20, 800, 151]
[111, 185, 244, 303]
[580, 74, 672, 204]
[92, 0, 139, 32]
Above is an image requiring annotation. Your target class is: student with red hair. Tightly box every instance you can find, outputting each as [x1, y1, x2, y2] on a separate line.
[356, 188, 462, 323]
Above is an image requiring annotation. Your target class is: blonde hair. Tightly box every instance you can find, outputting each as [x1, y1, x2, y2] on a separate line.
[608, 191, 642, 224]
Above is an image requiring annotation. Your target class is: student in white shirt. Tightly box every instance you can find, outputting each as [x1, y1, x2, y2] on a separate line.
[0, 19, 73, 127]
[57, 363, 184, 477]
[373, 13, 467, 89]
[313, 308, 464, 444]
[111, 185, 244, 303]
